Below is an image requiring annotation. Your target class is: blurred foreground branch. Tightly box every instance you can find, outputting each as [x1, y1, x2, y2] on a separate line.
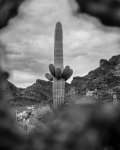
[75, 0, 120, 27]
[0, 0, 26, 29]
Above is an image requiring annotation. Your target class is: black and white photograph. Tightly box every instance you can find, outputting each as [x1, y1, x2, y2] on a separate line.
[0, 0, 120, 150]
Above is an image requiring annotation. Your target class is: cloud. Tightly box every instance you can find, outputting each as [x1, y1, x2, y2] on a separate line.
[0, 0, 120, 87]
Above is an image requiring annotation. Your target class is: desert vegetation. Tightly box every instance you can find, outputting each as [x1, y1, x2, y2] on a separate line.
[16, 105, 53, 134]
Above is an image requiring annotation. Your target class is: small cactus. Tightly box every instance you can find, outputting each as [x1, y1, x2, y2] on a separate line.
[45, 22, 73, 109]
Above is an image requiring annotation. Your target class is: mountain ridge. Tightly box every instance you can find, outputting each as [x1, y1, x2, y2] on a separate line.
[7, 54, 120, 106]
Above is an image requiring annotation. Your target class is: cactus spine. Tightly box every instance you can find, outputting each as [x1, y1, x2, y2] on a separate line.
[45, 22, 73, 109]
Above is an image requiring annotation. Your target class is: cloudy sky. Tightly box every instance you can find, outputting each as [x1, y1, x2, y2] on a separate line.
[0, 0, 120, 88]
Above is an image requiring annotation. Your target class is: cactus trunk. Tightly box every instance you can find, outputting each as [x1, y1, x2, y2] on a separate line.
[53, 78, 65, 109]
[53, 22, 65, 109]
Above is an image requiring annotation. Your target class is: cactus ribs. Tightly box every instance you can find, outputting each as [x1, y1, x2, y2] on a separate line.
[45, 22, 73, 109]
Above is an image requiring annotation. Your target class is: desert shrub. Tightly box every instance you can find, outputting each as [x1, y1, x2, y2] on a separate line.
[32, 105, 52, 122]
[15, 105, 36, 133]
[28, 105, 53, 133]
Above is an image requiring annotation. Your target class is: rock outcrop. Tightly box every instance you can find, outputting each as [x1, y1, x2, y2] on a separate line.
[71, 54, 120, 103]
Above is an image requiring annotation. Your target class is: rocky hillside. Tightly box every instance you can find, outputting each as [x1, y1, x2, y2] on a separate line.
[7, 79, 71, 106]
[71, 54, 120, 103]
[6, 81, 24, 97]
[22, 79, 52, 104]
[6, 54, 120, 105]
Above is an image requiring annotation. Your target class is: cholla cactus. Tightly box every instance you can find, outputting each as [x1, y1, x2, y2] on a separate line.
[45, 22, 73, 109]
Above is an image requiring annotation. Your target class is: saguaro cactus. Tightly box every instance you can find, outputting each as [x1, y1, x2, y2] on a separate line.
[45, 22, 73, 109]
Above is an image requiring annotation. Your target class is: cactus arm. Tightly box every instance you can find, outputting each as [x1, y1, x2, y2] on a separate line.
[62, 66, 73, 81]
[49, 64, 55, 77]
[55, 68, 62, 80]
[45, 73, 53, 81]
[65, 69, 73, 81]
[62, 66, 70, 80]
